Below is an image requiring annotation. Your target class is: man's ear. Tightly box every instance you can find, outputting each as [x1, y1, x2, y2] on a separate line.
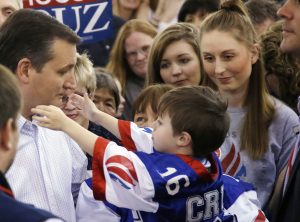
[16, 58, 32, 84]
[176, 131, 192, 147]
[0, 118, 14, 151]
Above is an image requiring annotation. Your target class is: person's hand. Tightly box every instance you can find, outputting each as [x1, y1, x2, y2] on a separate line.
[31, 105, 70, 131]
[153, 0, 184, 23]
[70, 93, 99, 122]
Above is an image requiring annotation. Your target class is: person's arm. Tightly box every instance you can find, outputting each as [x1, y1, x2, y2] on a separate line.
[91, 137, 158, 212]
[222, 174, 269, 222]
[67, 94, 154, 153]
[76, 179, 122, 222]
[71, 93, 121, 139]
[32, 105, 97, 156]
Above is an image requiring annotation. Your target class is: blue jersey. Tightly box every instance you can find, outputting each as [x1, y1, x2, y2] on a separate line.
[77, 120, 267, 222]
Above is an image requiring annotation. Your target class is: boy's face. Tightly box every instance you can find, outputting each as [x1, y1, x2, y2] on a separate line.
[93, 88, 117, 117]
[152, 113, 180, 154]
[134, 104, 157, 128]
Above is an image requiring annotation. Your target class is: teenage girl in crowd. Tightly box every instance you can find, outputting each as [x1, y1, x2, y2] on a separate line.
[199, 0, 299, 213]
[132, 84, 174, 128]
[145, 23, 201, 88]
[106, 19, 157, 120]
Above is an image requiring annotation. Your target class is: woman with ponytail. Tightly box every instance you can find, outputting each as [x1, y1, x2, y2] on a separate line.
[199, 0, 299, 212]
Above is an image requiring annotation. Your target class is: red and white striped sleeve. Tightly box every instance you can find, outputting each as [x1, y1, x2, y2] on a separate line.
[118, 120, 154, 153]
[92, 137, 158, 212]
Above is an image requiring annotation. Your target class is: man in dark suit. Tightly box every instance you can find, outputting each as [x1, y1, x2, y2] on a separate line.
[275, 1, 300, 221]
[0, 65, 62, 222]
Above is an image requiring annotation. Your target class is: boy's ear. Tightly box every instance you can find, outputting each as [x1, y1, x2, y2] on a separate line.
[176, 131, 192, 147]
[0, 118, 15, 151]
[16, 58, 32, 84]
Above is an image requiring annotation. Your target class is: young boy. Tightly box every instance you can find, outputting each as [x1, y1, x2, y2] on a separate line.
[133, 84, 174, 128]
[32, 86, 267, 221]
[0, 65, 63, 221]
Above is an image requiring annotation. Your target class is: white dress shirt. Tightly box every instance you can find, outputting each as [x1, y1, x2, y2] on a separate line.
[6, 116, 87, 222]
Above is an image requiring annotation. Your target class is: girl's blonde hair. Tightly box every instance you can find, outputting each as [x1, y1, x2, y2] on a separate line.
[75, 53, 96, 96]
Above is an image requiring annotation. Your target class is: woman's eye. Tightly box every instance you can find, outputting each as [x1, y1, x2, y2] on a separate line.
[160, 63, 170, 69]
[203, 56, 214, 62]
[180, 58, 190, 64]
[224, 54, 234, 60]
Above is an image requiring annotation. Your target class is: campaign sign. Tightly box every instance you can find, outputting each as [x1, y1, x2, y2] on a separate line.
[23, 0, 113, 44]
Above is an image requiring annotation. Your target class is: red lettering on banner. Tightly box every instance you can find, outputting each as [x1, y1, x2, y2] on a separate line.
[23, 0, 100, 8]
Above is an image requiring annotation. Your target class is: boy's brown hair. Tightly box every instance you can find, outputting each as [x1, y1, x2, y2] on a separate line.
[158, 86, 229, 158]
[132, 84, 174, 117]
[0, 65, 21, 129]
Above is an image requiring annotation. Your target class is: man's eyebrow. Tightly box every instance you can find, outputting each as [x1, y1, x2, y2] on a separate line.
[57, 64, 75, 73]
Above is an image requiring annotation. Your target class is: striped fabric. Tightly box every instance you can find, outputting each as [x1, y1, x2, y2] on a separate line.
[6, 115, 87, 222]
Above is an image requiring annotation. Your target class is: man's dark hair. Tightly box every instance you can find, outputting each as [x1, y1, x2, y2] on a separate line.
[178, 0, 220, 22]
[0, 65, 21, 129]
[0, 9, 81, 73]
[245, 0, 279, 26]
[158, 86, 229, 158]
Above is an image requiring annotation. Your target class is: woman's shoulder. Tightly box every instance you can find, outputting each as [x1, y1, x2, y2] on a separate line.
[271, 96, 299, 126]
[272, 97, 298, 116]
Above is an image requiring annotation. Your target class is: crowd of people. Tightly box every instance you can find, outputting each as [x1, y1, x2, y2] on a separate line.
[0, 0, 300, 221]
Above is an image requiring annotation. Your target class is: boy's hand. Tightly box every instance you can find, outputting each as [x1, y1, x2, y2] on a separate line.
[70, 93, 99, 122]
[31, 105, 70, 131]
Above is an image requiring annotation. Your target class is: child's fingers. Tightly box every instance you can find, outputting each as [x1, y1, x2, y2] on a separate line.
[33, 118, 54, 129]
[83, 92, 89, 99]
[70, 94, 84, 108]
[32, 115, 49, 123]
[70, 94, 84, 102]
[31, 107, 50, 116]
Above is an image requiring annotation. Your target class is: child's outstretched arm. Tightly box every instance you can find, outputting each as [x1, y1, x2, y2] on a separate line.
[71, 93, 121, 139]
[72, 94, 154, 153]
[31, 105, 97, 156]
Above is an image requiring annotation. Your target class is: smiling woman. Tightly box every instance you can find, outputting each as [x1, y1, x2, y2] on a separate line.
[145, 22, 202, 87]
[199, 0, 299, 212]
